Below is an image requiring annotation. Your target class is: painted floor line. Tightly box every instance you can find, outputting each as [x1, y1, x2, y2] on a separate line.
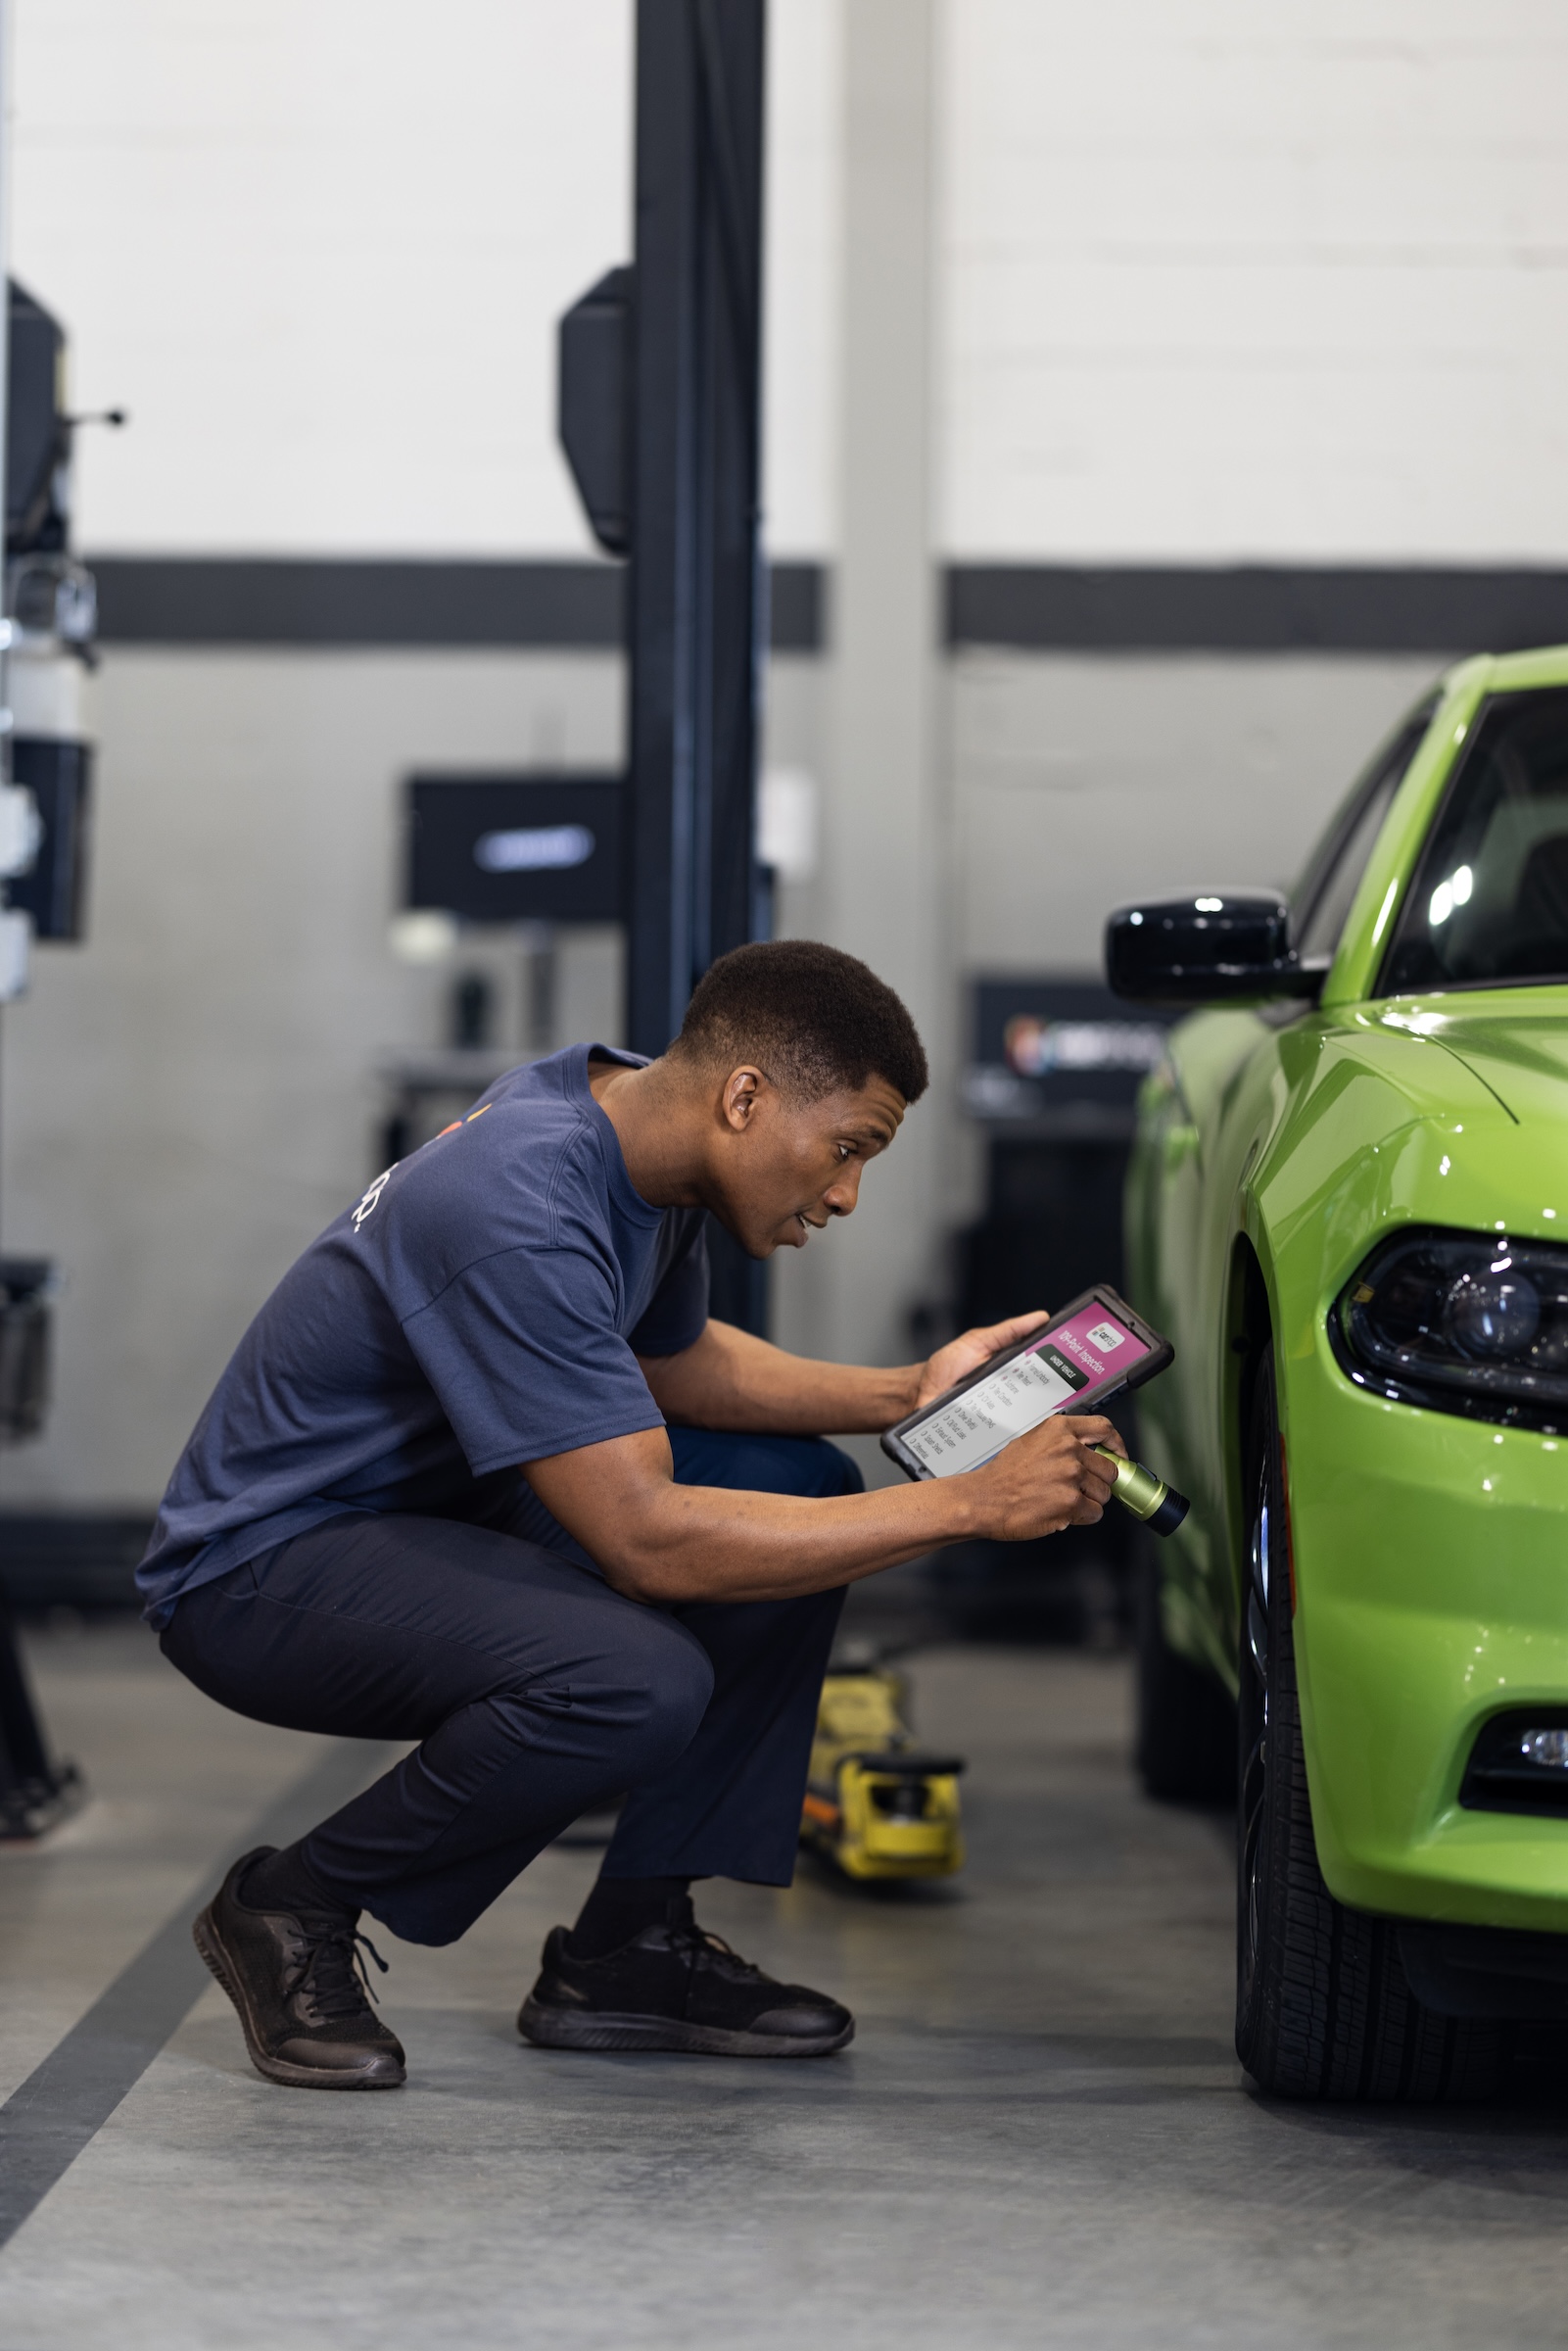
[0, 1737, 396, 2252]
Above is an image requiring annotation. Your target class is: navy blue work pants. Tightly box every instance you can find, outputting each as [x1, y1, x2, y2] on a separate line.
[160, 1431, 858, 1944]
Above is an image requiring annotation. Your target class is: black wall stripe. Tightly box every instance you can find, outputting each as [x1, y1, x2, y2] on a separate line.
[945, 564, 1568, 655]
[88, 557, 825, 654]
[84, 556, 1568, 656]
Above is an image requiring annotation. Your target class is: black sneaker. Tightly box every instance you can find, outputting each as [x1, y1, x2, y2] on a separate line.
[193, 1847, 406, 2090]
[517, 1906, 855, 2058]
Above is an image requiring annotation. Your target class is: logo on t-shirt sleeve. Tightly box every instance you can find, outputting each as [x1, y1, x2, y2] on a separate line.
[353, 1168, 394, 1230]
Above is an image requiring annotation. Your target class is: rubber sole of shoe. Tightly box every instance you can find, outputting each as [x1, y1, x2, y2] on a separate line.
[192, 1907, 405, 2090]
[516, 1995, 855, 2058]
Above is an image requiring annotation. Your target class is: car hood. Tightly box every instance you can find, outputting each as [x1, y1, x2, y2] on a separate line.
[1370, 990, 1568, 1128]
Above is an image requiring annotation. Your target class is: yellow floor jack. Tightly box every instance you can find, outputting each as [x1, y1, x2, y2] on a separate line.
[800, 1651, 966, 1881]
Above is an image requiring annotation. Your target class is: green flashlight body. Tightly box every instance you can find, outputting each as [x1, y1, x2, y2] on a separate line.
[1091, 1444, 1189, 1538]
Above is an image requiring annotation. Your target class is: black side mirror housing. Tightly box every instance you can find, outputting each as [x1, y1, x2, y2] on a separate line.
[1105, 892, 1324, 1004]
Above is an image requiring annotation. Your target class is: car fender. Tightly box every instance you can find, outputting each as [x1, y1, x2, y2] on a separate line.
[1243, 1037, 1517, 1882]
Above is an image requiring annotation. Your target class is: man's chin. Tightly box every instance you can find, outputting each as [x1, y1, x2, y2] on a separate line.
[755, 1223, 808, 1257]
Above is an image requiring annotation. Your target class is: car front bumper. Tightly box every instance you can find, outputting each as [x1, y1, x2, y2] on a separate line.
[1289, 1332, 1568, 1932]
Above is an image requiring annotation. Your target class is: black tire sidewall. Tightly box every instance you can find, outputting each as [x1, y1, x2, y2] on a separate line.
[1235, 1348, 1303, 2073]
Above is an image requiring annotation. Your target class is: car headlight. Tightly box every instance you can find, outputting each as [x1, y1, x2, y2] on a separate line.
[1332, 1226, 1568, 1432]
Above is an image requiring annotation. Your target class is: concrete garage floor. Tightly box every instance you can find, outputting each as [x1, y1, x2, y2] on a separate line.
[3, 1625, 1568, 2348]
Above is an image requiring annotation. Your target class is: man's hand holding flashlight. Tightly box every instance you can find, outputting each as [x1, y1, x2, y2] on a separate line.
[970, 1412, 1126, 1540]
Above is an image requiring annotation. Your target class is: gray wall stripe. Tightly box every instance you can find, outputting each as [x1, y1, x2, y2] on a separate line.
[0, 1737, 398, 2253]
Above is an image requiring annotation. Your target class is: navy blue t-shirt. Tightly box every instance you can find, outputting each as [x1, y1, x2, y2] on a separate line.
[136, 1046, 709, 1625]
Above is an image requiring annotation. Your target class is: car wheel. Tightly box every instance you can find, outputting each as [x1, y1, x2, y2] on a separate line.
[1234, 1349, 1508, 2102]
[1134, 1536, 1235, 1802]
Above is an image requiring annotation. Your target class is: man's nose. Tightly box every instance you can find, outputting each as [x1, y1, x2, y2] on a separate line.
[823, 1166, 863, 1218]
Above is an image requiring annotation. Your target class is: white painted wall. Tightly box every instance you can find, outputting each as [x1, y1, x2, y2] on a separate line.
[11, 0, 840, 558]
[948, 651, 1444, 970]
[762, 0, 841, 557]
[940, 0, 1568, 560]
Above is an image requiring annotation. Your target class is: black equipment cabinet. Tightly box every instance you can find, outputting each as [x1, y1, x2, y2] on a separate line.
[9, 740, 91, 939]
[957, 978, 1177, 1330]
[935, 979, 1179, 1641]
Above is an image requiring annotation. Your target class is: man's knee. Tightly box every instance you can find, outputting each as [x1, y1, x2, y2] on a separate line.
[668, 1427, 865, 1500]
[811, 1439, 864, 1497]
[593, 1607, 714, 1769]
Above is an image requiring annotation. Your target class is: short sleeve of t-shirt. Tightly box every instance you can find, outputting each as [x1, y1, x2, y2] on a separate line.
[402, 1242, 667, 1474]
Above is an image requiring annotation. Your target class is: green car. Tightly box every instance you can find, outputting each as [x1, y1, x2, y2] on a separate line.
[1107, 647, 1568, 2104]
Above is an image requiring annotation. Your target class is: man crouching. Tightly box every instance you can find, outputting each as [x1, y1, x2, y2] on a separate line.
[141, 941, 1120, 2087]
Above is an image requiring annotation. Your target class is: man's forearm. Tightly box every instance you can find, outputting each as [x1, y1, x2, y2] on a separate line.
[639, 1317, 919, 1436]
[594, 1473, 985, 1604]
[521, 1414, 1123, 1606]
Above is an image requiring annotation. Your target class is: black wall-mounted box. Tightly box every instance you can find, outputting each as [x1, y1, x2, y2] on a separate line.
[405, 774, 624, 926]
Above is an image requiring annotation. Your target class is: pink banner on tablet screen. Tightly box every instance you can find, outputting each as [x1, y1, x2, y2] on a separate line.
[1043, 1304, 1151, 1385]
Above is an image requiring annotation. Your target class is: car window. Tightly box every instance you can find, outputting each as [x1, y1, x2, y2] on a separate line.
[1381, 686, 1568, 994]
[1292, 701, 1437, 964]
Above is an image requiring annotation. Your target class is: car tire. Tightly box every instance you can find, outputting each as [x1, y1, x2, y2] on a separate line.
[1134, 1536, 1236, 1803]
[1234, 1350, 1509, 2102]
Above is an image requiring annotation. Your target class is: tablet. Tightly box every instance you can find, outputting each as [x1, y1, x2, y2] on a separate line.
[880, 1285, 1172, 1481]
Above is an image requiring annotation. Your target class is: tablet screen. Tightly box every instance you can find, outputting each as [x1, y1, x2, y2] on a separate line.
[899, 1301, 1152, 1478]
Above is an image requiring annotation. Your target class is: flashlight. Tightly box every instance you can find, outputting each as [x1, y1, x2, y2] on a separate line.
[1091, 1444, 1189, 1538]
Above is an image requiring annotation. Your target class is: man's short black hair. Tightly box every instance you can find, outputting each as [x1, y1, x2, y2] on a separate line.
[672, 940, 928, 1105]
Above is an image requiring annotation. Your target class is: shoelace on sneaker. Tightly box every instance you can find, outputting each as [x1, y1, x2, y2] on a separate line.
[663, 1923, 769, 1984]
[291, 1922, 391, 2021]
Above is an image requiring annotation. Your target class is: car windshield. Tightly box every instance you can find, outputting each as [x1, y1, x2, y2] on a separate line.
[1382, 686, 1568, 994]
[1291, 701, 1436, 965]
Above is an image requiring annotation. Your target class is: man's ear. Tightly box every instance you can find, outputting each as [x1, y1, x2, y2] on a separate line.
[720, 1066, 768, 1133]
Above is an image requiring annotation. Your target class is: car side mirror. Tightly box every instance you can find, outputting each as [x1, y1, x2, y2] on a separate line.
[1105, 892, 1324, 1004]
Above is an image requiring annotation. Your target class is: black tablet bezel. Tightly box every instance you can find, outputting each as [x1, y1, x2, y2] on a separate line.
[879, 1283, 1174, 1482]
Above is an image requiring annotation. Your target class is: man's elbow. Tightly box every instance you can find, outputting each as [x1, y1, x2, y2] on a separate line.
[599, 1541, 696, 1607]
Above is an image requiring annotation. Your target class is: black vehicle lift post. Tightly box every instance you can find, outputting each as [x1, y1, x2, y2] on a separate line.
[559, 0, 769, 1333]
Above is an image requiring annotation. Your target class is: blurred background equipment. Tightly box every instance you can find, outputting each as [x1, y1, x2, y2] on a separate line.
[0, 270, 107, 1835]
[7, 277, 107, 958]
[800, 1650, 965, 1882]
[956, 979, 1175, 1329]
[381, 772, 628, 1157]
[406, 773, 624, 929]
[915, 980, 1177, 1642]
